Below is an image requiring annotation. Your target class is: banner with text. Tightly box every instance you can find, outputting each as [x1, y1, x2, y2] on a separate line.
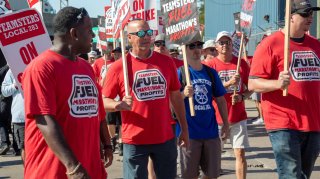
[240, 0, 256, 36]
[0, 9, 51, 88]
[0, 0, 11, 15]
[111, 0, 130, 38]
[105, 6, 113, 39]
[129, 0, 159, 36]
[160, 0, 199, 45]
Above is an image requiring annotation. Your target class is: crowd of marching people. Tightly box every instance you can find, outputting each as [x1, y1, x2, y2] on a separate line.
[0, 0, 320, 178]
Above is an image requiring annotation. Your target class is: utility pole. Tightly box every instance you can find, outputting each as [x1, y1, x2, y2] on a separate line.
[60, 0, 69, 10]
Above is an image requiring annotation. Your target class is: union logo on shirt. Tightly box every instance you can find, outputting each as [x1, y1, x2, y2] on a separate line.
[68, 75, 99, 118]
[133, 69, 167, 101]
[290, 51, 320, 81]
[218, 70, 241, 93]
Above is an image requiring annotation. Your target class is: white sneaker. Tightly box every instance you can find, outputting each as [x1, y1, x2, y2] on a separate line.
[252, 118, 264, 125]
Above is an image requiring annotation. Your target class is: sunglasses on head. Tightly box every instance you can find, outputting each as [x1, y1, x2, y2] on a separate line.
[297, 11, 313, 18]
[76, 8, 88, 24]
[187, 43, 203, 50]
[154, 41, 165, 47]
[129, 29, 153, 38]
[217, 40, 232, 46]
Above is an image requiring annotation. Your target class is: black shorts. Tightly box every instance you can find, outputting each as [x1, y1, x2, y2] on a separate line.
[13, 123, 25, 149]
[106, 111, 121, 125]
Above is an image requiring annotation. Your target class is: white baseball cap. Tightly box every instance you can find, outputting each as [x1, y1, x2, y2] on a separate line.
[203, 40, 215, 49]
[215, 31, 232, 42]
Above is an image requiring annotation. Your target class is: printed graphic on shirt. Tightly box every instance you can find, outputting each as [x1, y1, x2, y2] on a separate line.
[68, 75, 99, 118]
[218, 70, 241, 93]
[290, 51, 320, 81]
[192, 79, 212, 111]
[133, 69, 167, 101]
[100, 64, 112, 79]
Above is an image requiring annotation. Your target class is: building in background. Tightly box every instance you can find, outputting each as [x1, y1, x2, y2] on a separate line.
[204, 0, 319, 55]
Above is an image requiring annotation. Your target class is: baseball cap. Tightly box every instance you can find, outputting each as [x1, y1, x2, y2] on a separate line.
[291, 0, 320, 14]
[215, 31, 232, 42]
[203, 40, 215, 50]
[88, 50, 97, 57]
[112, 47, 122, 53]
[186, 32, 204, 45]
[155, 33, 165, 42]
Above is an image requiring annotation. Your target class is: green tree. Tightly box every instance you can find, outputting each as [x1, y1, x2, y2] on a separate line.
[198, 0, 205, 25]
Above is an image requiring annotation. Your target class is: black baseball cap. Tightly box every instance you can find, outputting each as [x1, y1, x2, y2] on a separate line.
[112, 47, 121, 53]
[291, 0, 320, 14]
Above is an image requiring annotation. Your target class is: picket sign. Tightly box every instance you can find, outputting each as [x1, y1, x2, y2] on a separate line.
[283, 0, 292, 96]
[0, 9, 51, 90]
[160, 0, 200, 116]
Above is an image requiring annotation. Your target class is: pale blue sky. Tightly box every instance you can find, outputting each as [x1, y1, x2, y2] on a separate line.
[49, 0, 160, 18]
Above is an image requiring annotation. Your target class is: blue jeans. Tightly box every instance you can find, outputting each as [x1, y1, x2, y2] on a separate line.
[123, 138, 177, 179]
[269, 130, 320, 179]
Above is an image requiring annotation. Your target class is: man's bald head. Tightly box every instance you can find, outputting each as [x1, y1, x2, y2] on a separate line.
[127, 19, 149, 33]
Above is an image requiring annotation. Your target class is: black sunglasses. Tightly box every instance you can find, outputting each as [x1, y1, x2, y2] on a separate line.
[187, 43, 203, 50]
[154, 41, 166, 47]
[297, 11, 313, 18]
[76, 8, 88, 24]
[217, 40, 232, 46]
[129, 29, 153, 38]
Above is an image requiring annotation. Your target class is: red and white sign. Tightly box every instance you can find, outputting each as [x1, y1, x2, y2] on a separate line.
[129, 0, 158, 35]
[111, 0, 131, 38]
[0, 9, 51, 88]
[0, 0, 11, 15]
[105, 6, 113, 39]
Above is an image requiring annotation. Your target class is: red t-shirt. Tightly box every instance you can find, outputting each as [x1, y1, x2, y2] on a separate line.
[250, 31, 320, 132]
[92, 57, 115, 85]
[22, 50, 106, 179]
[172, 57, 184, 68]
[102, 51, 181, 145]
[205, 57, 250, 124]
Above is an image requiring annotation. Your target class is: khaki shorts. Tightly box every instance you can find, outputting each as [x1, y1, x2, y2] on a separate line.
[229, 120, 250, 149]
[179, 138, 221, 178]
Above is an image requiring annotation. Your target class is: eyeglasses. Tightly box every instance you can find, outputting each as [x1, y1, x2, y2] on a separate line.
[129, 29, 153, 38]
[187, 43, 203, 50]
[76, 8, 88, 24]
[154, 41, 165, 47]
[216, 41, 232, 46]
[297, 11, 313, 18]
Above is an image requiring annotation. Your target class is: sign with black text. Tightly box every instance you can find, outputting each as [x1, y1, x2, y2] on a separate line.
[160, 0, 199, 45]
[0, 9, 51, 88]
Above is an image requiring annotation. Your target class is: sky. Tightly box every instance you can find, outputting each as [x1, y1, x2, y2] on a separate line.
[49, 0, 161, 18]
[49, 0, 111, 17]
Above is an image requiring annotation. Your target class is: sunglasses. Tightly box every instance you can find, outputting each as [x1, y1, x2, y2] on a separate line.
[154, 41, 166, 47]
[208, 48, 216, 52]
[129, 29, 153, 38]
[76, 8, 88, 24]
[297, 11, 313, 18]
[217, 41, 232, 46]
[187, 43, 203, 50]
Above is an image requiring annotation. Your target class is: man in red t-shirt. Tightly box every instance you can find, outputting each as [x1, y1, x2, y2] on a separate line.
[102, 19, 189, 179]
[205, 31, 252, 179]
[248, 1, 320, 178]
[92, 42, 115, 86]
[22, 7, 112, 179]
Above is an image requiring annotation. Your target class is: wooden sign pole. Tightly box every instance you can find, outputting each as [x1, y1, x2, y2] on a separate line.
[233, 33, 245, 104]
[181, 45, 195, 116]
[120, 29, 130, 96]
[283, 0, 292, 96]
